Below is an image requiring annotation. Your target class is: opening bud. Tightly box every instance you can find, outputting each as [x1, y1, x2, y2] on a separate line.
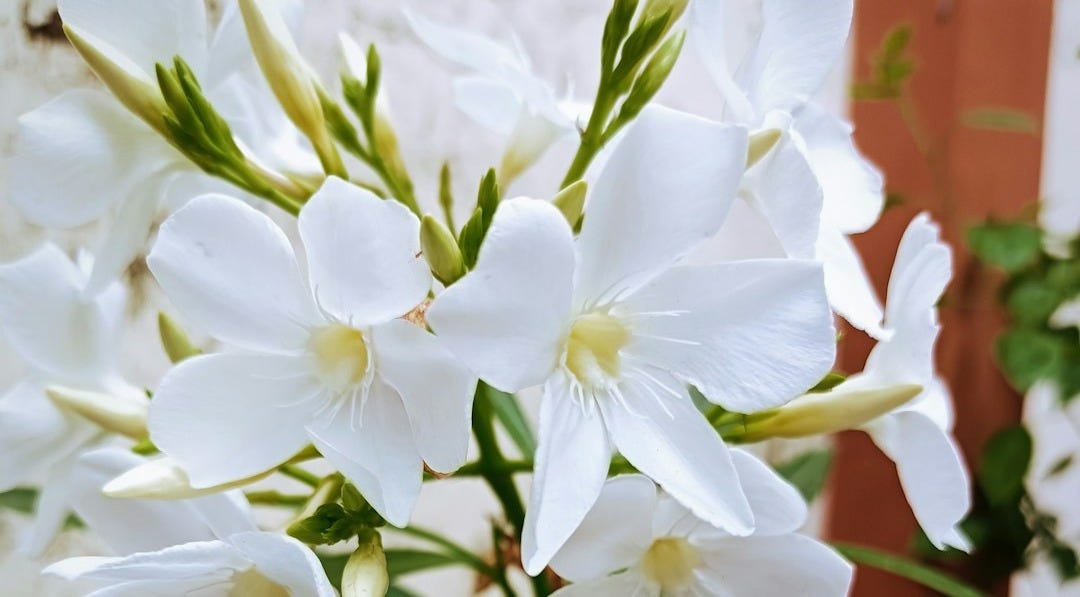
[553, 180, 588, 226]
[46, 385, 148, 440]
[103, 457, 272, 500]
[343, 529, 389, 597]
[732, 384, 923, 442]
[746, 128, 782, 169]
[421, 215, 466, 286]
[63, 24, 168, 134]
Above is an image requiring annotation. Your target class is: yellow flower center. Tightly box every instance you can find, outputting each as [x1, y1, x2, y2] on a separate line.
[230, 568, 289, 597]
[564, 311, 631, 389]
[641, 537, 701, 593]
[309, 324, 370, 391]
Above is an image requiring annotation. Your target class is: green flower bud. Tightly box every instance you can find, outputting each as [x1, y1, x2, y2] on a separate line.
[343, 530, 389, 597]
[46, 385, 148, 440]
[158, 312, 201, 363]
[553, 180, 588, 226]
[421, 215, 466, 286]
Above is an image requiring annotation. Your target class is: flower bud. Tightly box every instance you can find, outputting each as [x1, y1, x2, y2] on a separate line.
[746, 128, 782, 169]
[421, 215, 466, 286]
[553, 180, 587, 226]
[342, 530, 389, 597]
[46, 385, 148, 440]
[158, 312, 201, 363]
[239, 0, 344, 176]
[733, 384, 923, 442]
[641, 0, 690, 33]
[103, 456, 271, 499]
[63, 24, 168, 134]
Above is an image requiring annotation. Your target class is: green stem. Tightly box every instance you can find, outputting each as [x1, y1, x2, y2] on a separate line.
[833, 543, 988, 597]
[245, 490, 310, 507]
[454, 459, 534, 477]
[560, 79, 617, 189]
[278, 464, 321, 488]
[393, 525, 509, 592]
[472, 384, 553, 596]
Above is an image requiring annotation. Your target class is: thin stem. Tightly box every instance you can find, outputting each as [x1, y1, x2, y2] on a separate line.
[245, 490, 310, 507]
[560, 81, 617, 189]
[393, 525, 508, 590]
[833, 543, 987, 597]
[454, 459, 534, 477]
[278, 464, 321, 488]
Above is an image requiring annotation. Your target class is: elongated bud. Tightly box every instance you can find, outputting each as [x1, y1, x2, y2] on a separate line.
[158, 312, 201, 363]
[63, 24, 168, 134]
[746, 128, 782, 169]
[342, 530, 389, 597]
[46, 385, 148, 440]
[103, 457, 272, 499]
[239, 0, 344, 176]
[617, 30, 685, 125]
[421, 215, 466, 286]
[641, 0, 689, 35]
[732, 384, 923, 442]
[553, 180, 588, 226]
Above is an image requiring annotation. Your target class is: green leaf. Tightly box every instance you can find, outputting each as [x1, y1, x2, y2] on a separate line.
[385, 549, 459, 577]
[457, 207, 486, 269]
[774, 449, 833, 502]
[387, 587, 421, 597]
[834, 543, 988, 597]
[978, 426, 1032, 506]
[968, 222, 1042, 273]
[1006, 279, 1065, 326]
[0, 487, 37, 514]
[996, 329, 1067, 391]
[962, 108, 1039, 135]
[485, 387, 537, 457]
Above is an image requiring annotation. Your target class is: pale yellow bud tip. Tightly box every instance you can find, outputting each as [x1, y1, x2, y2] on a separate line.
[46, 385, 148, 440]
[746, 128, 782, 169]
[553, 180, 587, 226]
[103, 457, 272, 500]
[343, 532, 389, 597]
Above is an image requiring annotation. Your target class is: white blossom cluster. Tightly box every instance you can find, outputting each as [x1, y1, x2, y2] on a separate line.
[0, 0, 972, 595]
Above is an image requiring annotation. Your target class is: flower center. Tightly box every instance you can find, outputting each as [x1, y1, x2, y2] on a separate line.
[641, 537, 701, 593]
[230, 568, 288, 597]
[564, 311, 630, 389]
[309, 324, 370, 392]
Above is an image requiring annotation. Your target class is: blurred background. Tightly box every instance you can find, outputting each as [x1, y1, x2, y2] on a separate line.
[1, 0, 1077, 595]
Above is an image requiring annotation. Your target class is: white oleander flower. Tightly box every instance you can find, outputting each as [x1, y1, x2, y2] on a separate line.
[9, 0, 314, 294]
[548, 455, 852, 596]
[1023, 382, 1080, 550]
[0, 244, 146, 555]
[427, 105, 837, 574]
[405, 10, 582, 185]
[690, 0, 888, 338]
[798, 213, 971, 550]
[146, 177, 477, 526]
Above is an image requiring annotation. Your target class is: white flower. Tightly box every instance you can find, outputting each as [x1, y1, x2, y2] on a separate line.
[146, 177, 477, 526]
[548, 454, 852, 596]
[1023, 381, 1080, 550]
[690, 0, 888, 338]
[812, 213, 971, 550]
[427, 105, 837, 573]
[0, 244, 146, 555]
[405, 10, 581, 185]
[46, 532, 335, 596]
[10, 0, 314, 294]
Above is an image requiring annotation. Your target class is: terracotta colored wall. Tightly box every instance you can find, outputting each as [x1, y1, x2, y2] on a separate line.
[827, 1, 1055, 594]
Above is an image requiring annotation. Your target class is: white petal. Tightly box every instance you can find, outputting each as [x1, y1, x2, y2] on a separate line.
[24, 461, 75, 556]
[404, 9, 526, 80]
[149, 353, 318, 487]
[307, 378, 423, 528]
[797, 103, 885, 234]
[427, 198, 574, 392]
[44, 540, 246, 583]
[68, 447, 228, 554]
[84, 180, 165, 296]
[742, 132, 823, 259]
[298, 177, 431, 325]
[817, 226, 888, 340]
[621, 260, 836, 412]
[522, 378, 612, 576]
[453, 76, 522, 135]
[729, 449, 807, 536]
[600, 373, 753, 536]
[550, 474, 657, 583]
[698, 534, 853, 596]
[574, 106, 747, 306]
[689, 0, 755, 123]
[551, 570, 650, 597]
[9, 90, 172, 229]
[57, 0, 208, 77]
[868, 410, 971, 551]
[148, 194, 320, 352]
[735, 0, 853, 116]
[0, 381, 96, 491]
[371, 319, 476, 473]
[0, 244, 122, 380]
[230, 532, 337, 597]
